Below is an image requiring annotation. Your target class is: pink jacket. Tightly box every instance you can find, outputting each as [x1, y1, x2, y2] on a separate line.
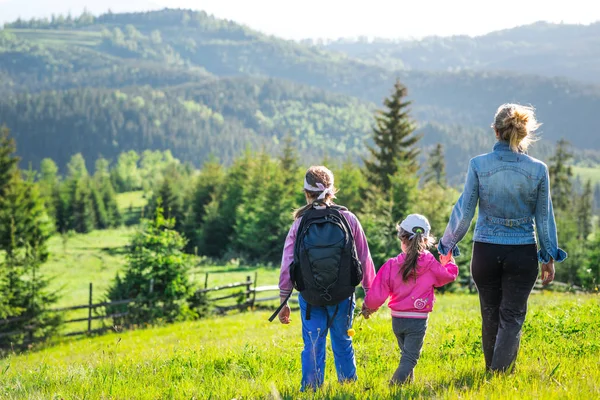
[279, 209, 376, 299]
[364, 251, 458, 319]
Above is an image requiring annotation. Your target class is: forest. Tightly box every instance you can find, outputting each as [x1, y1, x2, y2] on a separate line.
[1, 8, 600, 182]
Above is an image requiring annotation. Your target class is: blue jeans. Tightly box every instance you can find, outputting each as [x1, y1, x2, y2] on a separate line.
[298, 293, 356, 391]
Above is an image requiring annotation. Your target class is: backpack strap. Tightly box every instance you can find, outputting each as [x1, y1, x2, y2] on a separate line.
[268, 291, 293, 322]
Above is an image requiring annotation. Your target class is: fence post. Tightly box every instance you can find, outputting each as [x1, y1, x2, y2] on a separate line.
[246, 275, 252, 306]
[88, 282, 93, 335]
[252, 272, 258, 308]
[204, 273, 209, 289]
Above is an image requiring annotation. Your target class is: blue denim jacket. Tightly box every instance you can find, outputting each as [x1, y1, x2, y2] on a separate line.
[438, 141, 567, 264]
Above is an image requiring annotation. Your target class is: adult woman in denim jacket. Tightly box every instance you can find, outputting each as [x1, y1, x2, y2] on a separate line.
[438, 103, 567, 373]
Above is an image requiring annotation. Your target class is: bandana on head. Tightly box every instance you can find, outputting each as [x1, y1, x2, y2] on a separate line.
[304, 177, 335, 200]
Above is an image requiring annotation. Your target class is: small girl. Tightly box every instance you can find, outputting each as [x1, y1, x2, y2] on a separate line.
[363, 214, 458, 385]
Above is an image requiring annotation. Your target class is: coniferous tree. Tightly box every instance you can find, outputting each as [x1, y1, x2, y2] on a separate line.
[0, 129, 59, 346]
[594, 183, 600, 214]
[363, 79, 421, 192]
[233, 152, 293, 261]
[0, 126, 18, 197]
[184, 157, 224, 253]
[280, 135, 301, 188]
[38, 158, 59, 221]
[576, 180, 594, 240]
[107, 202, 194, 324]
[548, 139, 574, 213]
[424, 143, 447, 187]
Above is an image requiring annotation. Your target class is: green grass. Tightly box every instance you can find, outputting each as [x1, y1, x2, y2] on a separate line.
[9, 29, 102, 47]
[573, 166, 600, 186]
[0, 293, 598, 399]
[46, 227, 135, 307]
[42, 225, 281, 333]
[116, 191, 148, 212]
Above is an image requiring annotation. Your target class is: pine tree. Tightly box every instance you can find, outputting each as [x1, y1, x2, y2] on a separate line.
[594, 183, 600, 214]
[94, 156, 121, 228]
[106, 203, 193, 324]
[38, 158, 59, 221]
[280, 134, 300, 188]
[424, 143, 447, 187]
[576, 180, 593, 240]
[548, 139, 574, 213]
[0, 126, 19, 197]
[363, 79, 421, 192]
[68, 176, 96, 233]
[233, 152, 293, 261]
[184, 158, 224, 252]
[0, 131, 59, 346]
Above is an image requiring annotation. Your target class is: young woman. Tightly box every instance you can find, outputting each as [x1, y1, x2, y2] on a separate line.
[438, 103, 567, 372]
[277, 165, 376, 391]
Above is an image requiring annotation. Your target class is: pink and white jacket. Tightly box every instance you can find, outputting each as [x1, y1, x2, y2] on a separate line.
[364, 251, 458, 319]
[278, 209, 376, 299]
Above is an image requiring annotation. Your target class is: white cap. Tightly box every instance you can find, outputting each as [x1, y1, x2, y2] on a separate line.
[399, 214, 431, 238]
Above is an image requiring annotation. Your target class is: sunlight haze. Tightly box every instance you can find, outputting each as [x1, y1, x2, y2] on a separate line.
[0, 0, 598, 39]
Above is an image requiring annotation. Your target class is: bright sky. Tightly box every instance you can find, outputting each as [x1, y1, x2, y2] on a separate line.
[1, 0, 599, 39]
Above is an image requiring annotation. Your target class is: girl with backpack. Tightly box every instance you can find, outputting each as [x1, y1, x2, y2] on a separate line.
[276, 165, 376, 391]
[362, 214, 458, 385]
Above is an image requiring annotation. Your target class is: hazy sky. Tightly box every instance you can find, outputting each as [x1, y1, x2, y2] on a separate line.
[1, 0, 599, 39]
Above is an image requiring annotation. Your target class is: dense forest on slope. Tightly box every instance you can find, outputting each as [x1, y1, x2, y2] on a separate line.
[1, 9, 599, 179]
[322, 21, 600, 84]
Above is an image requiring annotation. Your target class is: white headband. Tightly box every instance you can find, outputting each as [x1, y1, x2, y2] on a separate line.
[304, 177, 335, 200]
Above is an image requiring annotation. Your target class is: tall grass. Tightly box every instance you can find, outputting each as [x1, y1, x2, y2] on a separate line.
[1, 293, 598, 399]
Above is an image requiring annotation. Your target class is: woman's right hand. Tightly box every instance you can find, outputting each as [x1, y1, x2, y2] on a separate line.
[541, 259, 555, 286]
[278, 302, 291, 324]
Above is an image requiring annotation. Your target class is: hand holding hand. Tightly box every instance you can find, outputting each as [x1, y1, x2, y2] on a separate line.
[440, 252, 455, 266]
[361, 303, 376, 319]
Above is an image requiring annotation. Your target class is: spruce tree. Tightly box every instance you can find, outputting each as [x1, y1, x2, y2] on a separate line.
[0, 130, 59, 346]
[424, 143, 447, 187]
[576, 180, 593, 240]
[38, 158, 59, 221]
[185, 157, 224, 252]
[280, 134, 300, 188]
[107, 203, 193, 324]
[363, 79, 421, 192]
[548, 139, 574, 213]
[0, 126, 18, 197]
[68, 176, 96, 233]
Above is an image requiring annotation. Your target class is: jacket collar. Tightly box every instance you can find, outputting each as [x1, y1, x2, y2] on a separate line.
[493, 141, 512, 152]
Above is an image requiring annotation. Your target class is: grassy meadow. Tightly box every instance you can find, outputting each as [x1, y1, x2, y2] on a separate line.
[572, 166, 600, 186]
[0, 293, 598, 399]
[5, 190, 596, 398]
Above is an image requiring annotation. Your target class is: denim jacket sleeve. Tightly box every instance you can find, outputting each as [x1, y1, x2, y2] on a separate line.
[438, 159, 479, 257]
[535, 166, 568, 263]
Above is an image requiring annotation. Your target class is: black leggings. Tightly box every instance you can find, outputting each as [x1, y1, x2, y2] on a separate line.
[471, 242, 538, 372]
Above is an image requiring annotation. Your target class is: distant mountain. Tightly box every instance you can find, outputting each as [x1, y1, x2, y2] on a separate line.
[0, 0, 162, 25]
[1, 9, 599, 180]
[322, 21, 600, 84]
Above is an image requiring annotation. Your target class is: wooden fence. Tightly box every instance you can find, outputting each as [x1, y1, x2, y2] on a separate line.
[0, 274, 581, 347]
[0, 273, 290, 346]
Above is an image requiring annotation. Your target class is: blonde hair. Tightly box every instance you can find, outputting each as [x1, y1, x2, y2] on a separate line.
[492, 103, 541, 153]
[293, 166, 338, 219]
[397, 227, 435, 282]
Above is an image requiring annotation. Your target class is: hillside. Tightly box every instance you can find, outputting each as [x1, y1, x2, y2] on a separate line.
[322, 21, 600, 84]
[1, 9, 600, 176]
[1, 294, 599, 399]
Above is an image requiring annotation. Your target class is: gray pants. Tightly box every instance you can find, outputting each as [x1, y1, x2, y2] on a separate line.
[391, 317, 428, 384]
